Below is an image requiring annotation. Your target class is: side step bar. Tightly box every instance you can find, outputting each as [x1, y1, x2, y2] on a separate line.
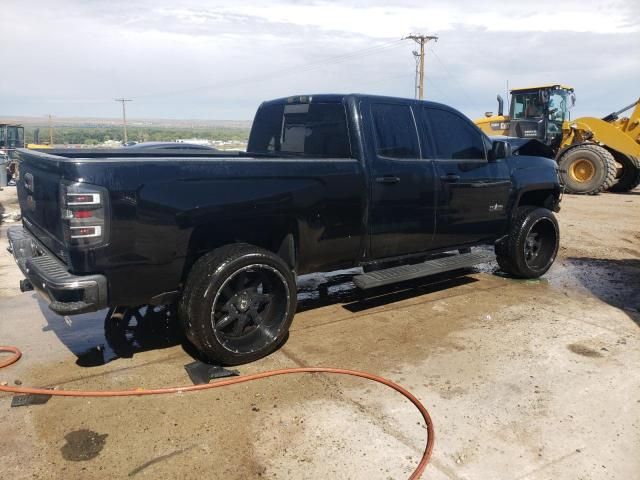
[353, 251, 495, 290]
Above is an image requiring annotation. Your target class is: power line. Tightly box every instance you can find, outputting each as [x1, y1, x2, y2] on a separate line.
[31, 40, 408, 109]
[357, 71, 416, 91]
[133, 39, 406, 101]
[114, 98, 132, 143]
[427, 47, 475, 105]
[422, 77, 449, 102]
[404, 34, 438, 100]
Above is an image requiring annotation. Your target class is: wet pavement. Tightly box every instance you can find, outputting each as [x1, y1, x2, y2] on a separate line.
[1, 192, 639, 479]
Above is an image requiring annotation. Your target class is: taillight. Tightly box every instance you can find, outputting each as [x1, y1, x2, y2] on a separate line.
[60, 182, 110, 248]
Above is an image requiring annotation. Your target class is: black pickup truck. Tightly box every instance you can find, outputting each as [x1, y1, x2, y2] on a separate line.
[8, 94, 561, 364]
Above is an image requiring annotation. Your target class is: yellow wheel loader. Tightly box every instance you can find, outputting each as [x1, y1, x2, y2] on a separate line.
[475, 84, 640, 194]
[0, 123, 24, 186]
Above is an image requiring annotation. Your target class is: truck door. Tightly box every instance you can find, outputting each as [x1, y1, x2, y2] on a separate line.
[420, 106, 511, 248]
[366, 101, 437, 258]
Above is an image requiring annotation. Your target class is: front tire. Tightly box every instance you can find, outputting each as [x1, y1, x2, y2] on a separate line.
[496, 206, 559, 278]
[558, 144, 616, 195]
[179, 244, 297, 365]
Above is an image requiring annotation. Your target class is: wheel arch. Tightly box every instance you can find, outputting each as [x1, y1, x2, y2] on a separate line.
[515, 188, 560, 213]
[181, 217, 299, 282]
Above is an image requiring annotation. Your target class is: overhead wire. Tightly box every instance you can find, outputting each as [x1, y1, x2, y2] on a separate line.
[427, 47, 476, 105]
[133, 39, 407, 101]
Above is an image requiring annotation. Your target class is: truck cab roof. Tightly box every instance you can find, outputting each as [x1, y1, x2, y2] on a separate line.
[260, 93, 456, 111]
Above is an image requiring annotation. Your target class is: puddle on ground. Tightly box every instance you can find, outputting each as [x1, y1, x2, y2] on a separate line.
[548, 257, 640, 316]
[60, 429, 108, 461]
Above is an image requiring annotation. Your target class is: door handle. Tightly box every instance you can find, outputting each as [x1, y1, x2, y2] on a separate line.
[440, 174, 460, 182]
[375, 175, 401, 184]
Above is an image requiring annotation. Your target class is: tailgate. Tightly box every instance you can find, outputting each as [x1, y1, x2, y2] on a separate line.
[16, 150, 67, 261]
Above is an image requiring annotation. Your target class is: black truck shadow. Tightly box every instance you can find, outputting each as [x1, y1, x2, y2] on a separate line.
[37, 300, 185, 367]
[296, 268, 479, 313]
[36, 268, 483, 367]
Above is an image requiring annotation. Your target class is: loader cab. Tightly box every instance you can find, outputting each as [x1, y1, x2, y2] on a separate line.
[509, 85, 574, 149]
[0, 124, 25, 160]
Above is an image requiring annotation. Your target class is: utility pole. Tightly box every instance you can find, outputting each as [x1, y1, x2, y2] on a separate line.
[412, 51, 420, 99]
[47, 114, 54, 145]
[114, 98, 132, 144]
[405, 34, 438, 100]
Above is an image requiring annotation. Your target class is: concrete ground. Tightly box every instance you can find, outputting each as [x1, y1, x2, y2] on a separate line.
[0, 186, 639, 479]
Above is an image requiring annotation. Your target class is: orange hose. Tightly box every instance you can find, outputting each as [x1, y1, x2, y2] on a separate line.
[0, 345, 434, 479]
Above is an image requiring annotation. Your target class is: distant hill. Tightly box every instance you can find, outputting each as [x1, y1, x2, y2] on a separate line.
[0, 115, 252, 129]
[0, 116, 251, 145]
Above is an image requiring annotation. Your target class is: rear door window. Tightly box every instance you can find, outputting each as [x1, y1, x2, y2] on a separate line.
[247, 102, 351, 158]
[370, 103, 420, 159]
[426, 108, 486, 161]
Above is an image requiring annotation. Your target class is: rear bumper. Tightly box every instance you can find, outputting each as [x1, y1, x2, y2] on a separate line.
[7, 225, 108, 315]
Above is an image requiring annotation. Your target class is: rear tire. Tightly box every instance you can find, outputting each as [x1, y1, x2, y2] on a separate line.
[496, 206, 559, 278]
[558, 144, 616, 195]
[608, 154, 640, 193]
[179, 244, 297, 365]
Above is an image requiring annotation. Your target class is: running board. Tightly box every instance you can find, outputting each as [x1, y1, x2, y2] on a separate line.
[353, 251, 496, 290]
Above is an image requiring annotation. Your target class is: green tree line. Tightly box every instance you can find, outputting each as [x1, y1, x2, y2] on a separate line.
[24, 126, 249, 145]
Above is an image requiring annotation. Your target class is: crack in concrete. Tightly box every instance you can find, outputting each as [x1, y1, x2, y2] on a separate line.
[128, 444, 196, 477]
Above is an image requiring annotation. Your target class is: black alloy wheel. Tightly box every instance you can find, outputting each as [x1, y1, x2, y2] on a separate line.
[496, 206, 559, 278]
[179, 244, 296, 365]
[211, 264, 289, 355]
[522, 217, 558, 271]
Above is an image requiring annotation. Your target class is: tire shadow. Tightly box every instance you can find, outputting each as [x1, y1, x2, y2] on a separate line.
[553, 257, 640, 326]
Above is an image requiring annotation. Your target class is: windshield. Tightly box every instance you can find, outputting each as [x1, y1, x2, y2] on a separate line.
[247, 102, 352, 158]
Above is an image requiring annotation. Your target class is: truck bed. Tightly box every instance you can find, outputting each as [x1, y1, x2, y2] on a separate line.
[14, 148, 365, 299]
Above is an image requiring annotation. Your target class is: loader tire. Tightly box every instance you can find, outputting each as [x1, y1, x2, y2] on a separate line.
[608, 154, 640, 193]
[558, 144, 617, 195]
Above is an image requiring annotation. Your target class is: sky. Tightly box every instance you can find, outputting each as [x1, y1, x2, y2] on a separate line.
[2, 0, 639, 121]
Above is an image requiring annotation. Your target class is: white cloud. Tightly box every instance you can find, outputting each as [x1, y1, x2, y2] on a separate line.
[209, 1, 638, 36]
[1, 0, 638, 120]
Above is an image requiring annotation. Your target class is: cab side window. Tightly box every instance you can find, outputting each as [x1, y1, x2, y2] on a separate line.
[426, 108, 486, 161]
[371, 103, 421, 159]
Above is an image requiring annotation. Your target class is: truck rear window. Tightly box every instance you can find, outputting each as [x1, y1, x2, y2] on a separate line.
[247, 102, 351, 158]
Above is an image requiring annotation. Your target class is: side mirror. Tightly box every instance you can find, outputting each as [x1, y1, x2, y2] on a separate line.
[497, 94, 504, 117]
[489, 140, 511, 161]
